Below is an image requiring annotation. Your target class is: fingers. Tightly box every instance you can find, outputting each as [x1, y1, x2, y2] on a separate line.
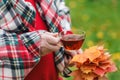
[45, 32, 58, 37]
[46, 42, 60, 52]
[46, 36, 60, 45]
[40, 44, 60, 56]
[40, 39, 60, 52]
[40, 32, 62, 56]
[41, 32, 60, 45]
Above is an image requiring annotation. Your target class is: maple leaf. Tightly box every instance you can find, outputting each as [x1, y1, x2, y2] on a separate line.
[70, 54, 87, 65]
[70, 45, 117, 80]
[80, 62, 96, 74]
[99, 60, 112, 70]
[84, 46, 101, 61]
[82, 72, 97, 80]
[93, 67, 106, 77]
[106, 64, 118, 72]
[98, 76, 108, 80]
[70, 69, 83, 80]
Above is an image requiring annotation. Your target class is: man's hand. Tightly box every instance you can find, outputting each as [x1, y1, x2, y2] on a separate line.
[40, 32, 61, 56]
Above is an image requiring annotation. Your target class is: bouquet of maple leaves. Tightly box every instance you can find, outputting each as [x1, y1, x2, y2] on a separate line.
[70, 45, 117, 80]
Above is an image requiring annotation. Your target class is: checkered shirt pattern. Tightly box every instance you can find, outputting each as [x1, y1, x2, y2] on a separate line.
[0, 0, 71, 79]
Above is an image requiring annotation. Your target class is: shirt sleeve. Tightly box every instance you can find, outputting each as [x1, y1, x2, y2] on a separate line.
[0, 29, 45, 79]
[10, 0, 36, 25]
[36, 0, 72, 32]
[0, 0, 36, 33]
[20, 30, 46, 57]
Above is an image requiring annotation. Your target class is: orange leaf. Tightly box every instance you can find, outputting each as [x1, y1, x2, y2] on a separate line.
[71, 54, 87, 65]
[70, 69, 83, 80]
[82, 72, 97, 80]
[98, 76, 108, 80]
[92, 53, 110, 65]
[99, 60, 111, 70]
[71, 70, 97, 80]
[70, 45, 117, 80]
[80, 67, 92, 74]
[84, 46, 101, 61]
[80, 63, 96, 74]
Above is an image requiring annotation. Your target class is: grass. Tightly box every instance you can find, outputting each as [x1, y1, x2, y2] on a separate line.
[64, 0, 120, 80]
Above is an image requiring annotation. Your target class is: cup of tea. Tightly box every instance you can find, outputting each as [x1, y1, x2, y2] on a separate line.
[59, 30, 86, 50]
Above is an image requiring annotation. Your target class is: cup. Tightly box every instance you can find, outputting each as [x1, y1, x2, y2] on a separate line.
[59, 30, 86, 50]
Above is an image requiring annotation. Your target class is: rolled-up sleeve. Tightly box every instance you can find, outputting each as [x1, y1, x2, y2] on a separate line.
[20, 30, 46, 57]
[0, 29, 45, 79]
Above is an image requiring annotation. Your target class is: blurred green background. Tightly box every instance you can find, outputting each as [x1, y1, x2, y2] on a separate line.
[64, 0, 120, 80]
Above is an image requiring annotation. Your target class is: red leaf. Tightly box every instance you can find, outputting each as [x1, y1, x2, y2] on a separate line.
[94, 67, 106, 76]
[106, 64, 117, 72]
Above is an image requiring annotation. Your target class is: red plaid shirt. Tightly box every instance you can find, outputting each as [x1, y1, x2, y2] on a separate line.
[0, 0, 71, 79]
